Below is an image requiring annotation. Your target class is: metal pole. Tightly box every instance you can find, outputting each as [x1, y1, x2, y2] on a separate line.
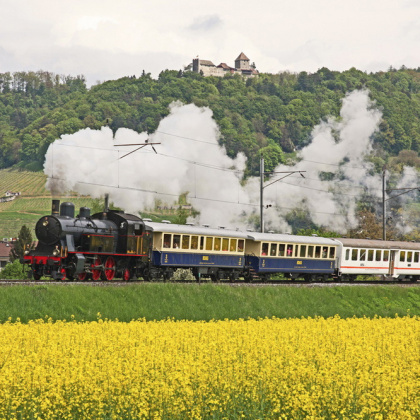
[382, 167, 386, 241]
[260, 158, 264, 233]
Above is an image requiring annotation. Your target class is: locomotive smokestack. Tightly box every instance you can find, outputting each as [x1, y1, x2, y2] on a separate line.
[104, 194, 109, 212]
[52, 200, 60, 216]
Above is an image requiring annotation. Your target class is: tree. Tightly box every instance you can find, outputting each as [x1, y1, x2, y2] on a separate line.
[10, 225, 32, 261]
[0, 259, 27, 279]
[259, 144, 284, 173]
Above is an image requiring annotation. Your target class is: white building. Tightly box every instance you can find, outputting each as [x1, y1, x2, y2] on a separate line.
[191, 52, 258, 77]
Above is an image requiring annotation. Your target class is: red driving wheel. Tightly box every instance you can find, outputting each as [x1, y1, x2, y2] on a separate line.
[103, 256, 116, 281]
[91, 257, 102, 281]
[122, 268, 131, 281]
[78, 272, 87, 281]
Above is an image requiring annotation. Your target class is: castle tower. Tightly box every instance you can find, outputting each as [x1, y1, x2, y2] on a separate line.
[235, 52, 251, 70]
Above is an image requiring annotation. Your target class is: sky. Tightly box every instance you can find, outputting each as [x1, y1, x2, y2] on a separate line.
[1, 0, 420, 86]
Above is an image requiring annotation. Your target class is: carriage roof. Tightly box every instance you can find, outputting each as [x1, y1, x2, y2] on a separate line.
[145, 222, 249, 239]
[247, 232, 340, 246]
[335, 237, 420, 250]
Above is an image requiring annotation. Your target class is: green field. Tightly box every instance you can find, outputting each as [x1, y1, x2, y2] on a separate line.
[0, 169, 98, 239]
[0, 283, 419, 323]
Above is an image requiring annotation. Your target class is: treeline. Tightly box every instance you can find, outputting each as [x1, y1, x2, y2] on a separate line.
[1, 67, 420, 176]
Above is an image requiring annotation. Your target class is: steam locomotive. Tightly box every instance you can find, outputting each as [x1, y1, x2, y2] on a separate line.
[23, 199, 420, 282]
[24, 199, 151, 281]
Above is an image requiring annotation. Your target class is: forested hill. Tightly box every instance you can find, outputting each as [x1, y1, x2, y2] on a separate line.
[1, 67, 420, 175]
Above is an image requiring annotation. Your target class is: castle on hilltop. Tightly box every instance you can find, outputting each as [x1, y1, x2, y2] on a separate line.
[191, 52, 259, 77]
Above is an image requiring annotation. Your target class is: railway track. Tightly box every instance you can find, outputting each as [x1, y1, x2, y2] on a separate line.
[0, 279, 419, 287]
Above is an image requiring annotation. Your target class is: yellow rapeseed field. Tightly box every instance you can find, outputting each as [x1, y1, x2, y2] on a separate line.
[0, 316, 419, 419]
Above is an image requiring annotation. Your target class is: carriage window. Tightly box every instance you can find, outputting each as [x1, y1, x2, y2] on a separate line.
[163, 234, 171, 248]
[415, 252, 419, 263]
[191, 236, 198, 250]
[368, 250, 374, 261]
[315, 246, 321, 258]
[383, 250, 389, 261]
[287, 244, 294, 257]
[222, 238, 229, 251]
[351, 249, 358, 261]
[278, 244, 285, 256]
[200, 236, 205, 250]
[300, 245, 306, 257]
[262, 243, 269, 256]
[359, 249, 366, 261]
[205, 237, 213, 251]
[238, 240, 244, 252]
[345, 249, 350, 260]
[214, 237, 221, 251]
[270, 243, 277, 256]
[400, 251, 406, 262]
[329, 247, 335, 259]
[173, 235, 181, 249]
[294, 245, 299, 257]
[182, 235, 190, 250]
[322, 247, 328, 258]
[375, 250, 382, 261]
[407, 252, 413, 263]
[308, 246, 314, 258]
[230, 239, 237, 252]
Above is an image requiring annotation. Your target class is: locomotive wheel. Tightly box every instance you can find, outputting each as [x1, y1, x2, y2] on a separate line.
[60, 268, 67, 281]
[102, 256, 116, 281]
[91, 257, 102, 281]
[78, 272, 89, 281]
[122, 268, 131, 281]
[33, 271, 41, 281]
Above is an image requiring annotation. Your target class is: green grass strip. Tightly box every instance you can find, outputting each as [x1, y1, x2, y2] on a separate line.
[0, 284, 419, 322]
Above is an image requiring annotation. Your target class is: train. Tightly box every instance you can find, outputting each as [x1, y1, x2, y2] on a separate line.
[22, 199, 420, 282]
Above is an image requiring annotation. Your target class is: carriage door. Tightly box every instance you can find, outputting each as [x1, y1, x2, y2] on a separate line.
[388, 250, 396, 276]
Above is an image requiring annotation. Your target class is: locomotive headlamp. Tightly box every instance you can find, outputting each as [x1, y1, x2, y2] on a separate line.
[52, 247, 59, 256]
[43, 219, 49, 226]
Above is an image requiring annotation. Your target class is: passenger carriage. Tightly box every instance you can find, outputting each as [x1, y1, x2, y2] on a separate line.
[244, 233, 340, 281]
[146, 222, 248, 281]
[336, 238, 420, 281]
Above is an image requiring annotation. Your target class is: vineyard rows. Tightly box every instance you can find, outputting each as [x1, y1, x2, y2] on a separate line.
[0, 170, 97, 239]
[0, 169, 48, 196]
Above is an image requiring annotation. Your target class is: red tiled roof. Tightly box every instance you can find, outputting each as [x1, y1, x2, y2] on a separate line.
[0, 242, 13, 259]
[217, 63, 235, 70]
[235, 52, 249, 61]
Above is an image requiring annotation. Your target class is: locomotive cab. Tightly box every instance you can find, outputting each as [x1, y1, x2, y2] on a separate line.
[93, 210, 148, 255]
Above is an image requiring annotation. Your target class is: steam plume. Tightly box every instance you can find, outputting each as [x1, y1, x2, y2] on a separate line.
[44, 90, 419, 233]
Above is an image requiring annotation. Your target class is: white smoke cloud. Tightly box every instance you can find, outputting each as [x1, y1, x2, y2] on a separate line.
[44, 102, 250, 228]
[391, 166, 420, 234]
[261, 89, 383, 232]
[44, 89, 417, 233]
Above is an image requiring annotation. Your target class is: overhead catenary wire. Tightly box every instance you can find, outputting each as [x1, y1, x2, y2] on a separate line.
[46, 176, 371, 218]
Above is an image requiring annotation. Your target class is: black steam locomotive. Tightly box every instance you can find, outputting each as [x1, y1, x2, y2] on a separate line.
[24, 199, 151, 281]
